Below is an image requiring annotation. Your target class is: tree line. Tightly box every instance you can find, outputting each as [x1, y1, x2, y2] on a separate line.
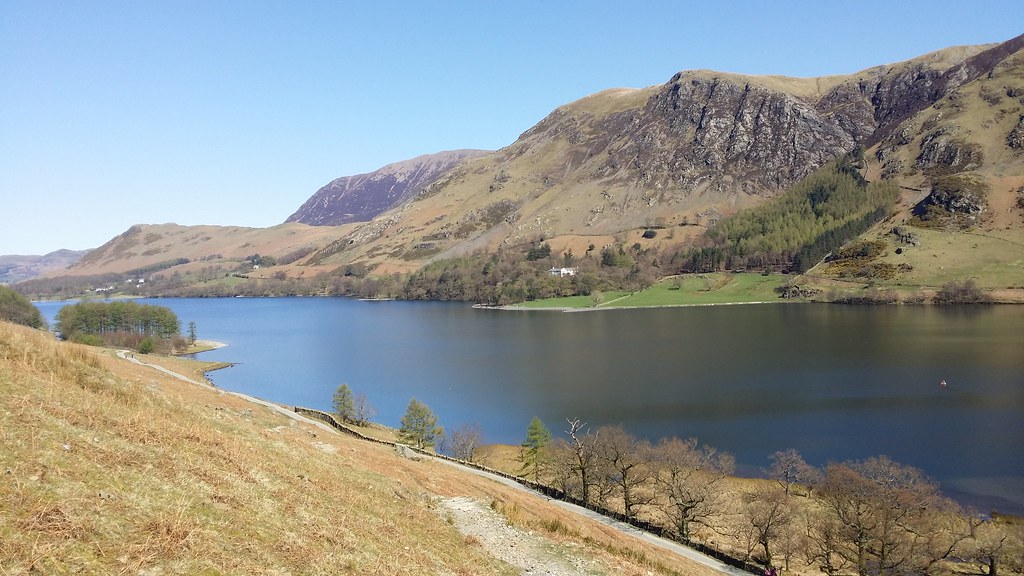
[0, 285, 45, 329]
[56, 300, 183, 353]
[511, 417, 1022, 576]
[688, 153, 900, 273]
[328, 384, 1023, 576]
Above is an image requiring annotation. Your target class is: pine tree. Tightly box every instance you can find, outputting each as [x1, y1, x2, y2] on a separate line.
[332, 383, 356, 423]
[519, 416, 551, 482]
[398, 398, 443, 449]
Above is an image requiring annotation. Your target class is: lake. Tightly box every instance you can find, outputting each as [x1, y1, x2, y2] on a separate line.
[36, 297, 1024, 514]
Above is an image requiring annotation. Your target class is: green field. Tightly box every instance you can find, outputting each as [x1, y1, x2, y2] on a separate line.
[519, 273, 787, 309]
[519, 291, 630, 309]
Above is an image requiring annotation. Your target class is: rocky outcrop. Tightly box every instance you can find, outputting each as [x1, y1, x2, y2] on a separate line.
[286, 149, 489, 226]
[497, 36, 1024, 205]
[916, 129, 985, 175]
[504, 72, 863, 205]
[866, 63, 948, 144]
[1008, 115, 1024, 149]
[394, 444, 423, 461]
[816, 75, 881, 142]
[607, 74, 857, 191]
[915, 175, 989, 216]
[890, 226, 921, 246]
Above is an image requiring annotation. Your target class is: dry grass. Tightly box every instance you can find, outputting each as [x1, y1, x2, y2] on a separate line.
[68, 222, 349, 277]
[0, 323, 512, 575]
[0, 322, 723, 575]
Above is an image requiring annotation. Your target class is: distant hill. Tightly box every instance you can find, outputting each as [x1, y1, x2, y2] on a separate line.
[286, 149, 490, 226]
[0, 249, 88, 284]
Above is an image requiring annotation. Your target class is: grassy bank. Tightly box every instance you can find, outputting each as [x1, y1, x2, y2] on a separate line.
[519, 272, 787, 310]
[0, 321, 720, 575]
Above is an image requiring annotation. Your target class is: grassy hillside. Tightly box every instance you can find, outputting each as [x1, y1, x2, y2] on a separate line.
[0, 321, 720, 575]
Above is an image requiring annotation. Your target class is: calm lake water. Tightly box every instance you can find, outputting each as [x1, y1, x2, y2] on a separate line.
[37, 298, 1024, 514]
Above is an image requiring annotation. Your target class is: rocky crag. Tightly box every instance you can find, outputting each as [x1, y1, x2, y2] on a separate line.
[285, 149, 490, 226]
[301, 34, 1023, 272]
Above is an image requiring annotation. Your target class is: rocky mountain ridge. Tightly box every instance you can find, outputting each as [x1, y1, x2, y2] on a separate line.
[285, 149, 489, 226]
[34, 34, 1024, 289]
[304, 35, 1022, 272]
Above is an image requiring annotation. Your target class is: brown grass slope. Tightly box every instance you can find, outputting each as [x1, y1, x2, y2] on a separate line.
[0, 321, 720, 576]
[64, 222, 353, 278]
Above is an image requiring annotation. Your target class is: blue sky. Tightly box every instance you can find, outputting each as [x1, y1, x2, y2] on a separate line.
[1, 1, 1021, 255]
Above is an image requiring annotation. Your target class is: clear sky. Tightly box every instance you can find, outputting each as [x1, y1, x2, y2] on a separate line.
[1, 1, 1021, 255]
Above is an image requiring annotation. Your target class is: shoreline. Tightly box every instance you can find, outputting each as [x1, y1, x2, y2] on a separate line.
[185, 339, 227, 354]
[475, 299, 789, 313]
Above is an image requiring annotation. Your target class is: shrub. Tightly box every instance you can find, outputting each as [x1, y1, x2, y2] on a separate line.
[526, 243, 552, 261]
[933, 279, 991, 304]
[138, 337, 155, 354]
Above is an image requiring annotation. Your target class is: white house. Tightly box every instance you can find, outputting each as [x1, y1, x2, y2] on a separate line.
[548, 267, 578, 277]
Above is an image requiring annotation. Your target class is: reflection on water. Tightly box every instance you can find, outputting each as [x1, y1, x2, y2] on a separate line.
[36, 298, 1024, 513]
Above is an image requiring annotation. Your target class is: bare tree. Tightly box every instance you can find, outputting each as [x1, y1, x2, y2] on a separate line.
[768, 448, 821, 496]
[909, 501, 977, 576]
[354, 393, 376, 426]
[596, 425, 654, 520]
[816, 462, 878, 576]
[860, 456, 950, 576]
[741, 485, 795, 567]
[814, 456, 970, 576]
[448, 422, 483, 462]
[804, 509, 853, 576]
[964, 516, 1024, 576]
[565, 417, 601, 504]
[774, 502, 805, 572]
[652, 436, 735, 541]
[547, 440, 580, 497]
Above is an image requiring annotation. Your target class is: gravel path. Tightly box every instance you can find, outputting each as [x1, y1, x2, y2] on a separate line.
[431, 459, 750, 576]
[441, 497, 606, 576]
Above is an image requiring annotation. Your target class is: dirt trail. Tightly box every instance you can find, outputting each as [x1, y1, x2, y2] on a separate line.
[441, 497, 606, 576]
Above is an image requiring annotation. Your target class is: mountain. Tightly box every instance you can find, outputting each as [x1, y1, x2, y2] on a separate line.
[285, 149, 490, 226]
[0, 249, 89, 284]
[38, 34, 1024, 292]
[305, 35, 1024, 274]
